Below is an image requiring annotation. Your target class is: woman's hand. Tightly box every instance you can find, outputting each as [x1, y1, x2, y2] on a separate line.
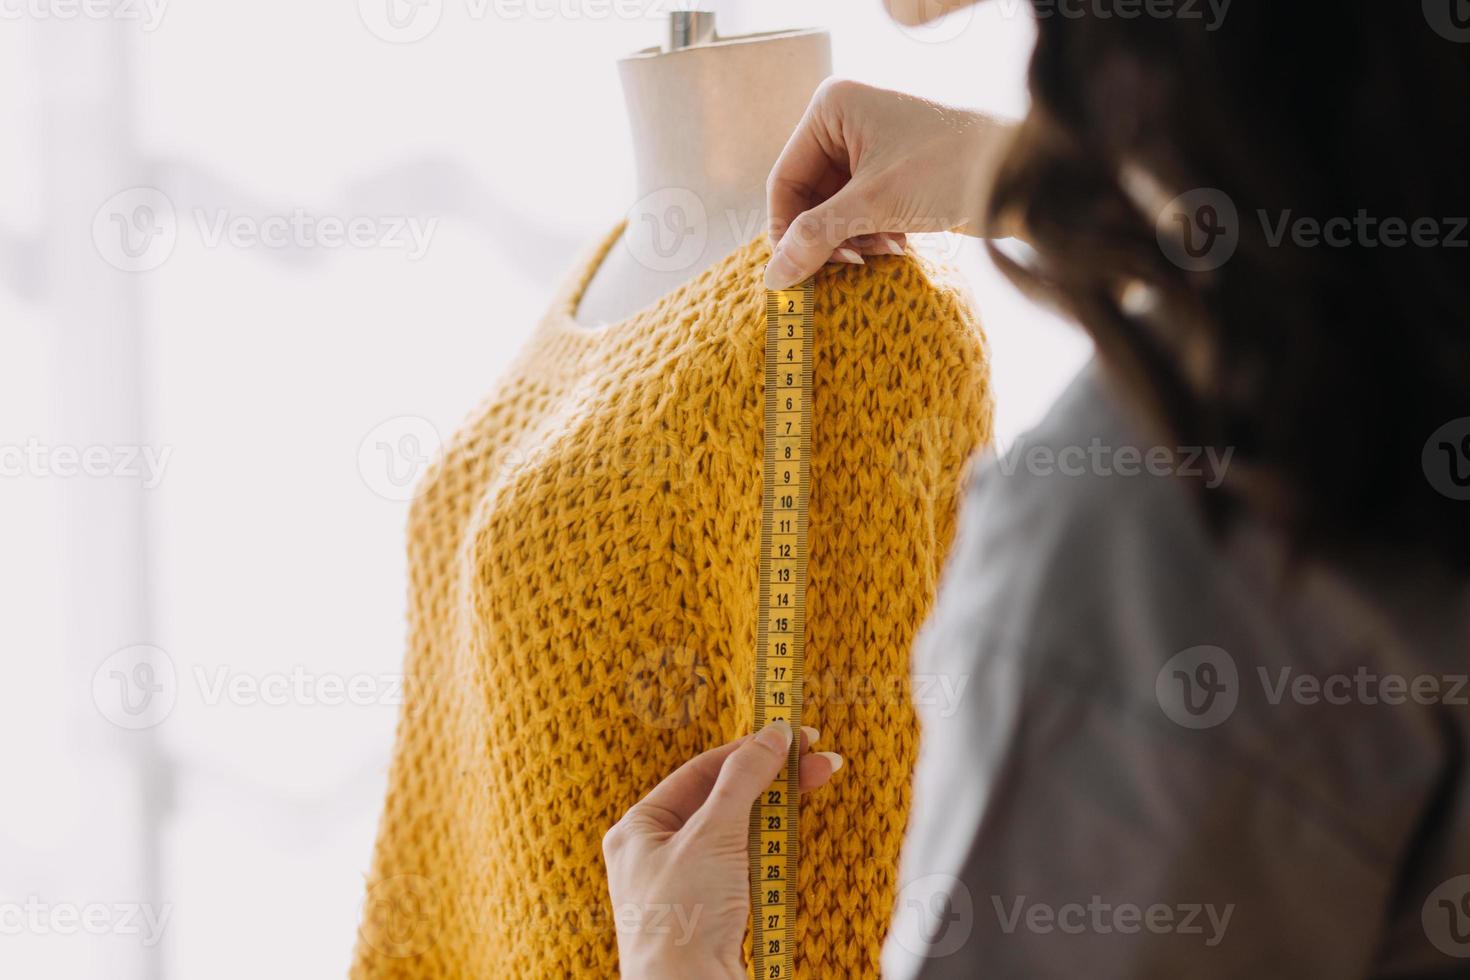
[603, 721, 843, 979]
[764, 77, 1018, 289]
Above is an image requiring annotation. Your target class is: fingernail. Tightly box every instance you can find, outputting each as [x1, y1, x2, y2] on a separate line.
[800, 726, 820, 746]
[882, 238, 905, 256]
[815, 751, 843, 773]
[757, 719, 793, 752]
[832, 246, 865, 265]
[765, 250, 800, 290]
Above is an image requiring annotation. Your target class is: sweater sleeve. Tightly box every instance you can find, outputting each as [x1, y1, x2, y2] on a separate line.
[794, 253, 994, 977]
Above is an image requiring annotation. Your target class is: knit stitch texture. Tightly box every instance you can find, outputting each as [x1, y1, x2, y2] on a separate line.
[351, 227, 994, 978]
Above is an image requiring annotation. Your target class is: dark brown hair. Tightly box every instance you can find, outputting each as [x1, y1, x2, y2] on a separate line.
[988, 5, 1470, 570]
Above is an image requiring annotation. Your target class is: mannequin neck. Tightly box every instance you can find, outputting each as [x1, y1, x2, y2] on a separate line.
[619, 28, 832, 237]
[573, 29, 831, 327]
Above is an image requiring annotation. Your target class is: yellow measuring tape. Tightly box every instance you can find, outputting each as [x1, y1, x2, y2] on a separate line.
[750, 279, 814, 980]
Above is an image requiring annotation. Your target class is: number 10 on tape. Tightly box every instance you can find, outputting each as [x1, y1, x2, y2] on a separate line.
[750, 279, 813, 980]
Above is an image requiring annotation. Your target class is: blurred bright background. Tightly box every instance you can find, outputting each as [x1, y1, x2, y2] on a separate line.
[0, 1, 1088, 976]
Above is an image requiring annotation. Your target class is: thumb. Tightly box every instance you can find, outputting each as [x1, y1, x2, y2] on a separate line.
[696, 721, 794, 827]
[765, 185, 877, 290]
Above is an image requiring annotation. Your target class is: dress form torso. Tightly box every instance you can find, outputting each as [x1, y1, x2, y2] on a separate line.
[575, 28, 832, 327]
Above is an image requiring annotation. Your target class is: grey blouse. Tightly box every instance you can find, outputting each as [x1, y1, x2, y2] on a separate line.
[882, 362, 1470, 979]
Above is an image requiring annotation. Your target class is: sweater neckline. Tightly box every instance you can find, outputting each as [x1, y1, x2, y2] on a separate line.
[542, 221, 769, 338]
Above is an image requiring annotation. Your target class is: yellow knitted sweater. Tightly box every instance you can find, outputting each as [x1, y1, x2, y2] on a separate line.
[352, 228, 993, 978]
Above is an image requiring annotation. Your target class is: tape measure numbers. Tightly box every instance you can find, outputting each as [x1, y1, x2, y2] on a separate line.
[750, 279, 814, 980]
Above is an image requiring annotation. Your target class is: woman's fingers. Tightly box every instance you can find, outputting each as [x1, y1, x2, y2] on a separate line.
[700, 721, 796, 825]
[617, 725, 834, 836]
[846, 233, 907, 257]
[765, 78, 1018, 289]
[766, 182, 878, 289]
[766, 96, 850, 247]
[694, 722, 846, 828]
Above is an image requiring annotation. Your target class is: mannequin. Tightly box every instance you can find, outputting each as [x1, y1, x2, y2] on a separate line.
[575, 23, 833, 326]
